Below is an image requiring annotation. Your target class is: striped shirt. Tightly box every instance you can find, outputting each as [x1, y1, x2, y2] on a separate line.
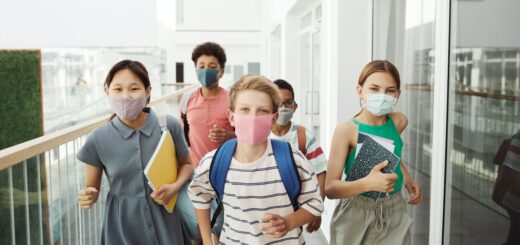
[269, 123, 327, 174]
[188, 140, 323, 244]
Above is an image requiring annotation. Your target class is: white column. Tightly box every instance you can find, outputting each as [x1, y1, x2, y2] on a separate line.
[430, 0, 451, 244]
[320, 0, 372, 241]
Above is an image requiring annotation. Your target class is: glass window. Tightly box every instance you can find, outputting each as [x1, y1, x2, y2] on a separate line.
[446, 0, 520, 244]
[373, 0, 435, 244]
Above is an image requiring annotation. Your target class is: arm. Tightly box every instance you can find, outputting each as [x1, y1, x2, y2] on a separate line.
[77, 164, 103, 209]
[209, 124, 236, 142]
[390, 113, 422, 204]
[262, 155, 324, 237]
[188, 156, 216, 243]
[325, 123, 398, 199]
[195, 208, 212, 244]
[260, 209, 316, 238]
[400, 160, 422, 205]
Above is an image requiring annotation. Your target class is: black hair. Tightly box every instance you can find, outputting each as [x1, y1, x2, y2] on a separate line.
[104, 60, 151, 103]
[273, 79, 295, 98]
[191, 42, 227, 69]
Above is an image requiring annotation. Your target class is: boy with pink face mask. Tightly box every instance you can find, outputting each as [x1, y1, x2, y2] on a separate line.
[188, 75, 323, 244]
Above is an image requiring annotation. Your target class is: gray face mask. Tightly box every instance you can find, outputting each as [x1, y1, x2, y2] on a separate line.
[277, 107, 295, 126]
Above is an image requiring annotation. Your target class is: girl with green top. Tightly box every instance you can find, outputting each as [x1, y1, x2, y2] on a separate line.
[325, 60, 422, 245]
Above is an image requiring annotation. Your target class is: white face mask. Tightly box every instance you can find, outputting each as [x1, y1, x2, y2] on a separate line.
[276, 107, 295, 126]
[363, 93, 397, 116]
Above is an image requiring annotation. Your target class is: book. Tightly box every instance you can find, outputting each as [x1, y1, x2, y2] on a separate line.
[355, 132, 395, 158]
[144, 130, 179, 213]
[347, 133, 401, 200]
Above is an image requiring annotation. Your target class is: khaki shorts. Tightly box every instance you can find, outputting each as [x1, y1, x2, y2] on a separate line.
[330, 193, 412, 245]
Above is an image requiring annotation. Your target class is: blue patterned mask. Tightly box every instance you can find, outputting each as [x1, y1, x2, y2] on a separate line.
[196, 68, 220, 88]
[363, 93, 397, 116]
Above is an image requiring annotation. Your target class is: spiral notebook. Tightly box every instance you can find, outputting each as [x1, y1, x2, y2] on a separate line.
[347, 133, 400, 200]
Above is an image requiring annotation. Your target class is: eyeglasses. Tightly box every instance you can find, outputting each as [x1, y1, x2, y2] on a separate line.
[281, 99, 296, 107]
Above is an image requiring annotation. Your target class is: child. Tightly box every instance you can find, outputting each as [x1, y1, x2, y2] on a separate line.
[269, 79, 328, 242]
[76, 60, 193, 245]
[176, 42, 234, 244]
[325, 60, 422, 245]
[189, 75, 323, 244]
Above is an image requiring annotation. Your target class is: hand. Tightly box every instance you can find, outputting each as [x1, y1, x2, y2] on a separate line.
[260, 213, 289, 238]
[209, 124, 230, 142]
[77, 187, 99, 209]
[150, 183, 180, 205]
[364, 160, 398, 193]
[306, 216, 322, 233]
[404, 176, 422, 205]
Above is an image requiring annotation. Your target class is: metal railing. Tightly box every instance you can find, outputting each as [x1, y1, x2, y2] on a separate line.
[0, 83, 197, 245]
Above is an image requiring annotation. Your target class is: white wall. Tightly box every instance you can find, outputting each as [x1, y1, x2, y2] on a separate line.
[0, 0, 158, 48]
[176, 0, 261, 31]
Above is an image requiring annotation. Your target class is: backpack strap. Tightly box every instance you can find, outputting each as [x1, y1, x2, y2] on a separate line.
[208, 138, 237, 227]
[271, 139, 301, 211]
[296, 125, 307, 156]
[180, 88, 198, 146]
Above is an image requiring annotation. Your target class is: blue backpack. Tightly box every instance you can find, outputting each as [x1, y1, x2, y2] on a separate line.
[208, 138, 302, 227]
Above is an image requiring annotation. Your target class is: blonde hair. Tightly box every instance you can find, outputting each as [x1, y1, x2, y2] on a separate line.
[229, 74, 282, 113]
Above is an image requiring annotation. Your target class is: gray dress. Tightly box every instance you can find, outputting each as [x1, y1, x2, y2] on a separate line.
[77, 109, 190, 245]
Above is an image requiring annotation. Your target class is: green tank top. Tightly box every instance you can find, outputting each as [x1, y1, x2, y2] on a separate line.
[344, 115, 404, 195]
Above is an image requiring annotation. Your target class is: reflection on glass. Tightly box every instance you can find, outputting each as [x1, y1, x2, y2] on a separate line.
[446, 0, 520, 244]
[373, 0, 435, 244]
[41, 48, 167, 134]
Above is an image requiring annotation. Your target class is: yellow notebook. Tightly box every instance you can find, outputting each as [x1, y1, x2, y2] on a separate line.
[144, 130, 178, 213]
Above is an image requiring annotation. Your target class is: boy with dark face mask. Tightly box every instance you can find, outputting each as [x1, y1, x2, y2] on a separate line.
[176, 42, 235, 244]
[269, 79, 328, 243]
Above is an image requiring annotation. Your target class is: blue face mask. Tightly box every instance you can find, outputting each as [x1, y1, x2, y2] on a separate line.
[196, 68, 220, 88]
[363, 93, 397, 116]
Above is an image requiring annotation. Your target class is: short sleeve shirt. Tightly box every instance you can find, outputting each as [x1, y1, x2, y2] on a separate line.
[76, 109, 190, 245]
[182, 87, 233, 167]
[269, 122, 328, 174]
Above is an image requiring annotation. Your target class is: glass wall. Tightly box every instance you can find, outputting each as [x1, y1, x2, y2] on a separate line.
[445, 0, 520, 244]
[41, 48, 167, 134]
[373, 0, 435, 244]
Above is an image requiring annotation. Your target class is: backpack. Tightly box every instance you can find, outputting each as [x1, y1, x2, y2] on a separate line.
[180, 88, 198, 146]
[296, 125, 307, 155]
[208, 138, 302, 227]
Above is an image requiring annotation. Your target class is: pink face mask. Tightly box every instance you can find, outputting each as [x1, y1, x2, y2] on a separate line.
[233, 113, 274, 145]
[108, 95, 148, 120]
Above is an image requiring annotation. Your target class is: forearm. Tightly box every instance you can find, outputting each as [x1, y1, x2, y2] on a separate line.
[194, 208, 212, 244]
[84, 165, 102, 189]
[400, 160, 412, 180]
[325, 179, 369, 199]
[176, 159, 194, 187]
[285, 208, 316, 231]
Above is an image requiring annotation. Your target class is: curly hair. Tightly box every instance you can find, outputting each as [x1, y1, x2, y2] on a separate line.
[191, 42, 227, 69]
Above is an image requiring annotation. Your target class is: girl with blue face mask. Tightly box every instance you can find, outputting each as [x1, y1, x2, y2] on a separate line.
[325, 60, 422, 245]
